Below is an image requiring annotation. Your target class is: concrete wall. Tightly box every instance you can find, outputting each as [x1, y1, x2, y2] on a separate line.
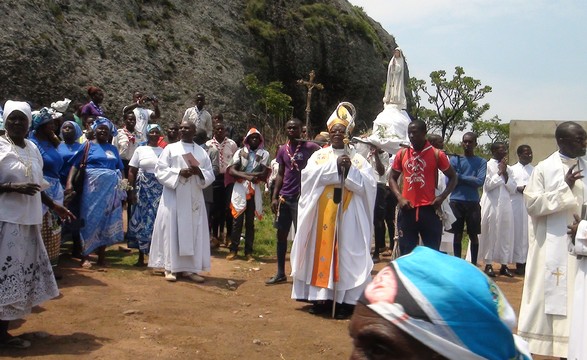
[509, 120, 587, 165]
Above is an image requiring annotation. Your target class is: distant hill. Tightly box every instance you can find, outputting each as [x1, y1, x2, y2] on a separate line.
[0, 0, 402, 138]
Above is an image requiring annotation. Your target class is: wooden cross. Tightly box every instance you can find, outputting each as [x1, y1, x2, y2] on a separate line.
[551, 267, 564, 286]
[297, 70, 324, 138]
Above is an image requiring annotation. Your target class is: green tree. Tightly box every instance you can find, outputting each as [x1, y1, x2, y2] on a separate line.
[472, 115, 510, 145]
[409, 66, 492, 141]
[243, 74, 293, 124]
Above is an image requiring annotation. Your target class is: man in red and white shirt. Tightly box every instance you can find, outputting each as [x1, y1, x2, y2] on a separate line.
[389, 119, 457, 255]
[206, 119, 238, 245]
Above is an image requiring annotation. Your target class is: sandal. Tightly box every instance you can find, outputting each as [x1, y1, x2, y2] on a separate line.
[0, 336, 31, 349]
[81, 260, 92, 269]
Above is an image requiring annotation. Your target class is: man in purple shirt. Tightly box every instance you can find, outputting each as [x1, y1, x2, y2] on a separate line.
[266, 118, 320, 285]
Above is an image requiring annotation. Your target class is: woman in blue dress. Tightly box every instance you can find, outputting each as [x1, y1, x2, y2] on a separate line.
[66, 117, 125, 268]
[29, 108, 64, 266]
[127, 125, 164, 266]
[57, 120, 83, 257]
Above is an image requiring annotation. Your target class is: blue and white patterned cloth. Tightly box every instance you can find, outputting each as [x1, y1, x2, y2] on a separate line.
[127, 171, 163, 254]
[79, 168, 125, 255]
[361, 246, 532, 360]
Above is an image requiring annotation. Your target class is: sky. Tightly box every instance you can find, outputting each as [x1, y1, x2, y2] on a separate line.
[348, 0, 586, 138]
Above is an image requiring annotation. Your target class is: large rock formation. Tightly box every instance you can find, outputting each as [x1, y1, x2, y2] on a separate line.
[0, 0, 402, 138]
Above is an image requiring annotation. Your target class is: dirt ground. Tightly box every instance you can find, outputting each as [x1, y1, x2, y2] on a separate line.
[0, 246, 554, 360]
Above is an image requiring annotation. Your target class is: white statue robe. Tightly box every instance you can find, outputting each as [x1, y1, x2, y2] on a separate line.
[518, 152, 585, 358]
[148, 141, 215, 274]
[290, 146, 376, 304]
[510, 162, 534, 264]
[568, 220, 587, 360]
[478, 158, 517, 264]
[365, 53, 410, 155]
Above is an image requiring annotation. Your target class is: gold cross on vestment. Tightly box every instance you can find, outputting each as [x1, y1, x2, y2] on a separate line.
[297, 70, 324, 138]
[551, 267, 564, 286]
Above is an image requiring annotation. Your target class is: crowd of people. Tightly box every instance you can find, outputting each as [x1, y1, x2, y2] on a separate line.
[0, 79, 585, 359]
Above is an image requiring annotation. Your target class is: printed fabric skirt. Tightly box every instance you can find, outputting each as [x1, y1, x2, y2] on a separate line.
[127, 171, 163, 254]
[41, 176, 63, 266]
[80, 168, 125, 256]
[0, 222, 59, 320]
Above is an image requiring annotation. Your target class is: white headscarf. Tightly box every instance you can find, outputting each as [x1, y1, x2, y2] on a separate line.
[3, 100, 32, 128]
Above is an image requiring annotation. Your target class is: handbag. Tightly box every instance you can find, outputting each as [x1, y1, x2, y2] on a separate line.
[71, 141, 91, 196]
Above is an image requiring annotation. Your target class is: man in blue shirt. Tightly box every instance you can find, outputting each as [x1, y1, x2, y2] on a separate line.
[449, 132, 486, 265]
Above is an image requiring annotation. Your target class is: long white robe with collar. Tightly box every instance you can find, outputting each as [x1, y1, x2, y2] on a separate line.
[290, 146, 376, 304]
[518, 151, 586, 358]
[148, 141, 214, 273]
[568, 220, 587, 360]
[479, 158, 517, 264]
[510, 162, 534, 264]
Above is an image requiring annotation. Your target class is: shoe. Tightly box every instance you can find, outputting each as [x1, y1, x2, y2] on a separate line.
[334, 303, 354, 320]
[372, 255, 381, 264]
[184, 272, 205, 283]
[245, 254, 255, 262]
[164, 271, 177, 282]
[265, 274, 287, 285]
[0, 336, 31, 349]
[226, 252, 238, 261]
[484, 264, 496, 278]
[500, 265, 514, 278]
[308, 302, 330, 315]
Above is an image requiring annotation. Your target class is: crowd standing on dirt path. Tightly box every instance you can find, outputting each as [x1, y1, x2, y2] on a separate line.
[1, 80, 586, 359]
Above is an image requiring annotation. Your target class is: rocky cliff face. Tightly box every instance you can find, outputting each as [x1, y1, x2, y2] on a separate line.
[0, 0, 400, 139]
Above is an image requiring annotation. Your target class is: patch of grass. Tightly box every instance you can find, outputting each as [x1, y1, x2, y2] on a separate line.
[186, 44, 195, 55]
[252, 201, 278, 257]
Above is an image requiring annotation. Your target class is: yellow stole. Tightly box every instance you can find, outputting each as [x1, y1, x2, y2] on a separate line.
[310, 184, 352, 288]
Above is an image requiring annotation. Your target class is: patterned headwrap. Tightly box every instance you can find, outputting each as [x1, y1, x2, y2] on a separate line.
[60, 120, 83, 140]
[3, 100, 32, 128]
[326, 102, 356, 134]
[146, 124, 162, 133]
[91, 116, 117, 137]
[31, 107, 53, 131]
[361, 247, 531, 360]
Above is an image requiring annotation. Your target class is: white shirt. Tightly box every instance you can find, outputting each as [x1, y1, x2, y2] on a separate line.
[129, 145, 163, 174]
[183, 107, 213, 138]
[206, 137, 238, 173]
[133, 107, 154, 142]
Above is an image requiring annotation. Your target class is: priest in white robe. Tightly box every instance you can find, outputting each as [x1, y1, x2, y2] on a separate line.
[290, 103, 376, 319]
[568, 216, 587, 360]
[148, 121, 215, 283]
[478, 142, 517, 277]
[510, 145, 534, 275]
[518, 121, 587, 358]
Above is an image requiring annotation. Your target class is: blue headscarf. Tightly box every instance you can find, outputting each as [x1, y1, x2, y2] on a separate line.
[60, 120, 83, 140]
[31, 107, 53, 131]
[91, 116, 117, 137]
[361, 247, 531, 360]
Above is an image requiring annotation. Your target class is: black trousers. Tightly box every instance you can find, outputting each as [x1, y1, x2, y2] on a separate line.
[229, 197, 256, 255]
[373, 184, 397, 255]
[397, 205, 442, 255]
